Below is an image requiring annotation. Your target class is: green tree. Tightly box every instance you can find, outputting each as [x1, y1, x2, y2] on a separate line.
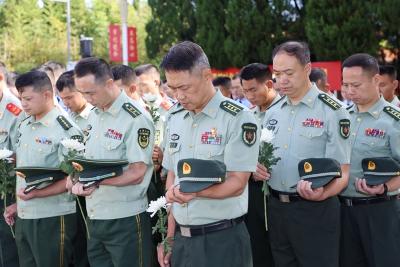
[145, 0, 196, 61]
[224, 0, 277, 66]
[305, 0, 378, 61]
[195, 0, 230, 69]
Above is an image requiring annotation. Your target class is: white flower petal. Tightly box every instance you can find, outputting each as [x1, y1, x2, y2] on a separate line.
[0, 149, 13, 159]
[61, 139, 85, 151]
[260, 128, 275, 143]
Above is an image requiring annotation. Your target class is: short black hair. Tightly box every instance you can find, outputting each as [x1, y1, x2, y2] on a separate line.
[56, 70, 75, 92]
[309, 68, 327, 83]
[379, 65, 397, 80]
[272, 41, 311, 65]
[342, 53, 379, 76]
[112, 65, 137, 87]
[160, 41, 210, 72]
[240, 63, 272, 85]
[15, 70, 53, 93]
[134, 64, 159, 77]
[212, 77, 231, 89]
[74, 57, 113, 83]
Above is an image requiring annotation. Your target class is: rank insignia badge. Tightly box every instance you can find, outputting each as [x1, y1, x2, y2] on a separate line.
[242, 123, 257, 146]
[365, 128, 385, 138]
[35, 137, 52, 145]
[201, 128, 222, 145]
[138, 128, 150, 149]
[339, 119, 350, 139]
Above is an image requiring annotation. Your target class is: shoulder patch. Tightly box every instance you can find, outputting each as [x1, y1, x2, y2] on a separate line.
[6, 103, 22, 116]
[122, 103, 142, 118]
[267, 96, 285, 111]
[56, 115, 72, 130]
[383, 106, 400, 121]
[318, 93, 342, 110]
[220, 100, 244, 116]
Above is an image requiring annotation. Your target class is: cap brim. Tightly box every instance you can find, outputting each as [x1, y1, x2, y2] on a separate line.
[304, 176, 336, 189]
[364, 176, 392, 186]
[179, 181, 215, 193]
[69, 158, 129, 169]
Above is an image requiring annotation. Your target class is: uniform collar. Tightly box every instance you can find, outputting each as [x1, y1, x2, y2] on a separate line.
[391, 96, 400, 107]
[30, 107, 59, 127]
[71, 103, 93, 120]
[95, 90, 127, 117]
[351, 97, 386, 119]
[281, 84, 319, 109]
[184, 89, 222, 119]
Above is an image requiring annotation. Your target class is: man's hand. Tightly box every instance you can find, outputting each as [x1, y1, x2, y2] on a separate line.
[3, 203, 17, 226]
[17, 188, 36, 201]
[296, 180, 326, 201]
[166, 185, 196, 204]
[252, 163, 271, 182]
[157, 243, 172, 267]
[66, 176, 74, 191]
[71, 182, 97, 196]
[355, 178, 385, 196]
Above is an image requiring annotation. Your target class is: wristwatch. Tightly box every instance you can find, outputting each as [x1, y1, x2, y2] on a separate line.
[378, 183, 388, 197]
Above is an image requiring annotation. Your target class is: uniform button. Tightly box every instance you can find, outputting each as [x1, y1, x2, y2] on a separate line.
[192, 124, 197, 128]
[284, 144, 288, 149]
[371, 142, 374, 145]
[38, 148, 42, 152]
[181, 203, 187, 207]
[90, 209, 94, 213]
[288, 127, 291, 132]
[32, 126, 35, 130]
[107, 145, 111, 150]
[281, 181, 285, 185]
[88, 196, 92, 199]
[291, 110, 295, 114]
[352, 133, 356, 136]
[90, 214, 94, 219]
[24, 144, 27, 147]
[356, 117, 361, 122]
[101, 118, 104, 121]
[189, 144, 193, 148]
[95, 135, 98, 139]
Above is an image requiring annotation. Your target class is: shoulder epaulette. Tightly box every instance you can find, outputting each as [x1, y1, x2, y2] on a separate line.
[318, 93, 342, 110]
[56, 115, 73, 130]
[122, 103, 141, 118]
[346, 104, 354, 110]
[220, 100, 244, 116]
[383, 106, 400, 121]
[170, 103, 185, 115]
[6, 103, 22, 116]
[266, 96, 285, 111]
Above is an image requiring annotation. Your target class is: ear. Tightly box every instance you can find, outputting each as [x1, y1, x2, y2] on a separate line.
[266, 80, 274, 90]
[105, 78, 114, 90]
[304, 63, 312, 76]
[129, 84, 137, 95]
[393, 79, 399, 90]
[0, 73, 5, 83]
[202, 68, 213, 81]
[372, 74, 380, 87]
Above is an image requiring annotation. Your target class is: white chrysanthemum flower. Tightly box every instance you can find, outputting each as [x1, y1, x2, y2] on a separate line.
[143, 93, 158, 103]
[61, 139, 85, 151]
[146, 196, 168, 218]
[260, 128, 275, 143]
[0, 149, 13, 160]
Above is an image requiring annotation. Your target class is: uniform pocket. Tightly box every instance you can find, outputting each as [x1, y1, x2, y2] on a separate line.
[102, 139, 124, 151]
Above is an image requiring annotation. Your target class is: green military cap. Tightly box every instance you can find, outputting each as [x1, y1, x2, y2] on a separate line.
[177, 158, 226, 193]
[15, 167, 67, 194]
[295, 158, 342, 189]
[362, 157, 400, 186]
[69, 158, 129, 189]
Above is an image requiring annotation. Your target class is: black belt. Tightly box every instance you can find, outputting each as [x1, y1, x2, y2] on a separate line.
[339, 194, 399, 206]
[269, 187, 303, 203]
[177, 216, 244, 237]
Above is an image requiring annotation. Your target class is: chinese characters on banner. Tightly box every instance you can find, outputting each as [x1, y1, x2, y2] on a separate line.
[108, 24, 138, 63]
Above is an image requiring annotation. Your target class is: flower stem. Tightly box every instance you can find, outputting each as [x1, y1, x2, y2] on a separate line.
[76, 197, 90, 239]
